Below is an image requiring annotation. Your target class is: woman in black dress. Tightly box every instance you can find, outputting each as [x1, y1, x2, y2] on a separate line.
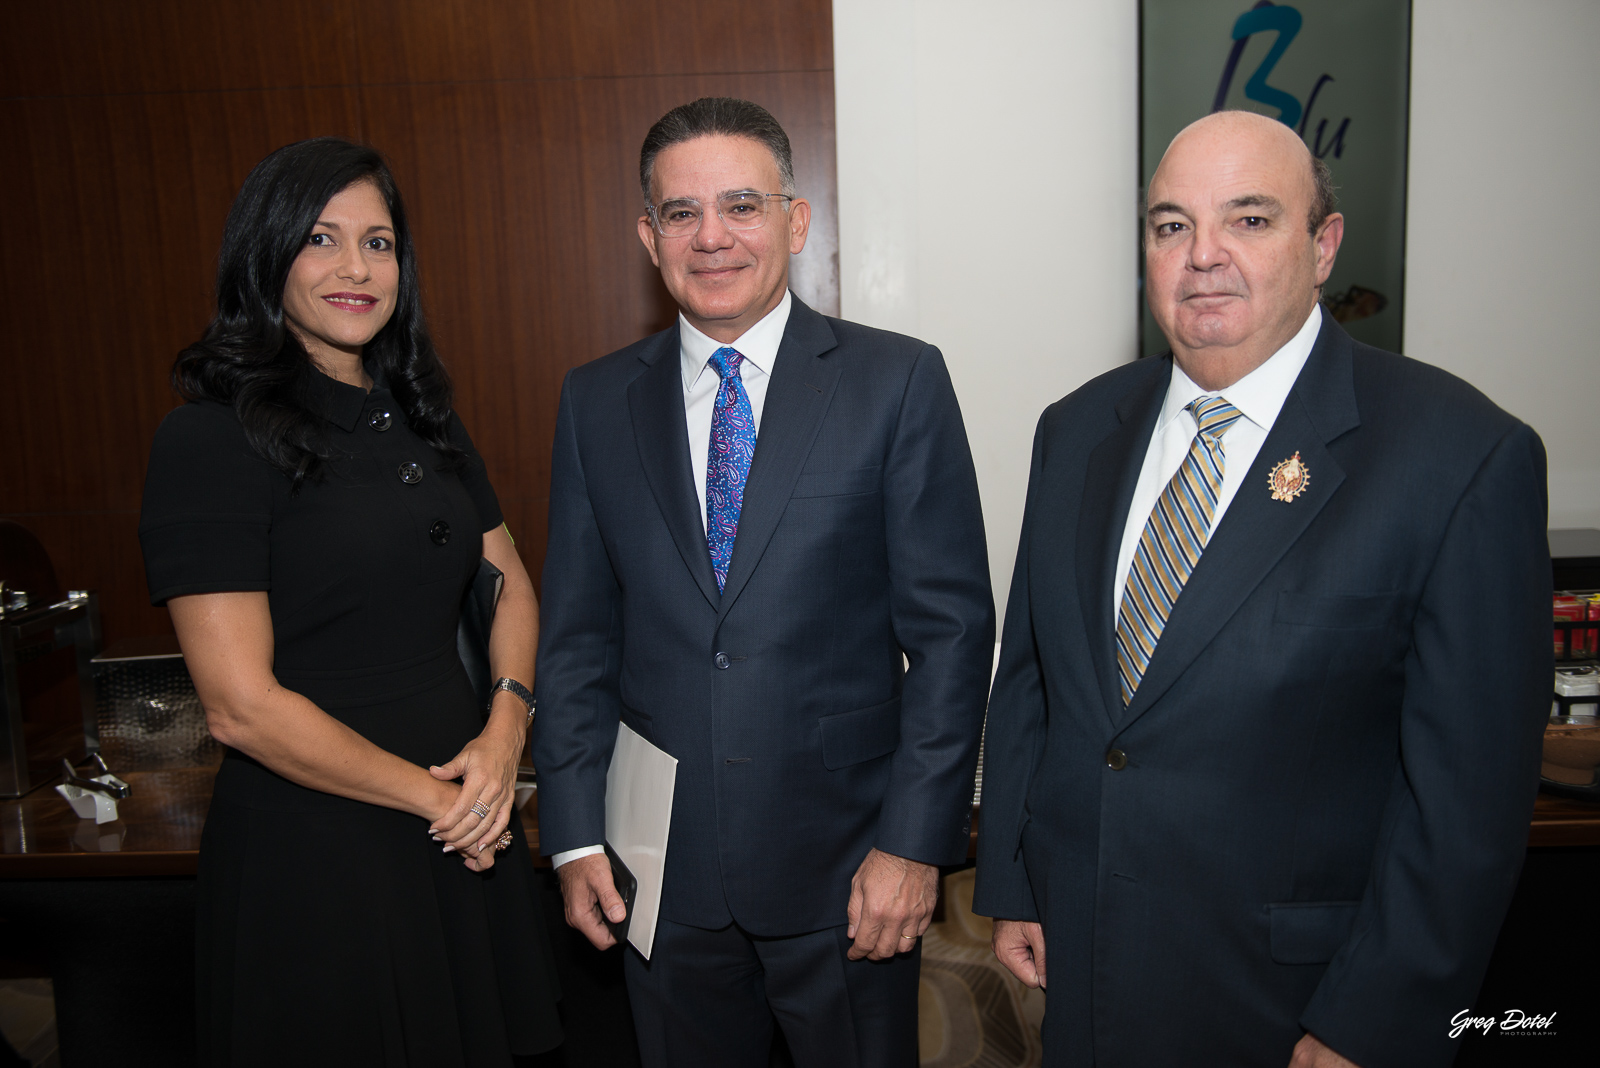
[138, 138, 561, 1065]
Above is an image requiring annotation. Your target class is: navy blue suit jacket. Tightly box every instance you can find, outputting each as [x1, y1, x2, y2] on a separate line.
[532, 296, 995, 936]
[973, 320, 1549, 1067]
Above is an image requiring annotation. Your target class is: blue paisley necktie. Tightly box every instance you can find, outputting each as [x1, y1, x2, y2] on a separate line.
[706, 347, 756, 592]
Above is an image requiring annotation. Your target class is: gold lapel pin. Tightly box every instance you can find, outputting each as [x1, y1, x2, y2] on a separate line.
[1268, 451, 1310, 502]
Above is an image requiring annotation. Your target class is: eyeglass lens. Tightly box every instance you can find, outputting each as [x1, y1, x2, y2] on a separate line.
[654, 193, 780, 236]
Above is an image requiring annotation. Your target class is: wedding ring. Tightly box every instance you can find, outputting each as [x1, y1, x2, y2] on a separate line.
[495, 830, 514, 852]
[900, 934, 917, 941]
[470, 800, 491, 819]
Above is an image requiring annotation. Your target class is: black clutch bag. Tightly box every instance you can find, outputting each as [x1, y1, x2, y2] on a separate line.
[457, 557, 505, 713]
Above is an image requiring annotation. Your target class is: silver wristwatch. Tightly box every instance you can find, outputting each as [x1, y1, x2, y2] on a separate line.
[489, 677, 535, 725]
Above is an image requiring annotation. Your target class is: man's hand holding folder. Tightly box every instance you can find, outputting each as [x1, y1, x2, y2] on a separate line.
[558, 853, 630, 950]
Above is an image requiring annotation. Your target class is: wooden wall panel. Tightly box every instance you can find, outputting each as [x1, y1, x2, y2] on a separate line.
[0, 0, 830, 97]
[0, 2, 360, 98]
[358, 0, 830, 83]
[0, 1, 835, 649]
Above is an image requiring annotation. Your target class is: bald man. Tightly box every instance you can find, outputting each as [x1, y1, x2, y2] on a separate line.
[973, 111, 1550, 1067]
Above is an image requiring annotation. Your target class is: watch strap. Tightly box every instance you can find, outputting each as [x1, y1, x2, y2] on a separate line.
[489, 676, 535, 719]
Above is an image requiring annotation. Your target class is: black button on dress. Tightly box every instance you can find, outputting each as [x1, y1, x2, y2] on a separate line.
[138, 369, 561, 1065]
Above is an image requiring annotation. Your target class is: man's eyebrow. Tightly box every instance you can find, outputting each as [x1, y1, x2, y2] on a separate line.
[1222, 194, 1283, 213]
[1145, 201, 1185, 217]
[657, 189, 763, 203]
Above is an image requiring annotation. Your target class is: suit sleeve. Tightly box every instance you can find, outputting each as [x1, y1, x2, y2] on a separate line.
[872, 346, 997, 867]
[528, 372, 624, 856]
[1300, 423, 1550, 1068]
[970, 414, 1051, 922]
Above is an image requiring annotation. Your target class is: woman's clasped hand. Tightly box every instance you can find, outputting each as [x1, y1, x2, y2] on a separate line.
[427, 705, 527, 869]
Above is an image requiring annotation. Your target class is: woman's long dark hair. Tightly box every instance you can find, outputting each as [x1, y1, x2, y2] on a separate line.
[174, 137, 460, 485]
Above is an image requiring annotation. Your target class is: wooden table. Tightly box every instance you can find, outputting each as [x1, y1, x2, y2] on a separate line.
[0, 766, 549, 877]
[1522, 792, 1600, 848]
[3, 770, 1597, 876]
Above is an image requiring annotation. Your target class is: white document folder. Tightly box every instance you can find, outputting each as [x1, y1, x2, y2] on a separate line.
[605, 722, 678, 959]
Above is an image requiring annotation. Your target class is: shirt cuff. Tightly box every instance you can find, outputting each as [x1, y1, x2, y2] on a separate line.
[551, 844, 605, 868]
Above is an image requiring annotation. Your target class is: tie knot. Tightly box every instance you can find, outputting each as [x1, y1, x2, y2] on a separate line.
[1188, 395, 1243, 439]
[709, 346, 745, 380]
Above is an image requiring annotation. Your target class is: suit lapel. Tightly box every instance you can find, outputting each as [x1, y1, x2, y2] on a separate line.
[1119, 321, 1362, 727]
[1077, 363, 1170, 728]
[627, 326, 722, 610]
[716, 298, 842, 622]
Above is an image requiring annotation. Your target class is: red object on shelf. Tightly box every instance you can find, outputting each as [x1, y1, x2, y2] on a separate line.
[1555, 594, 1583, 658]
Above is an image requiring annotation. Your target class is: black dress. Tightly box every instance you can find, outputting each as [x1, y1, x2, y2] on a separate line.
[139, 369, 562, 1066]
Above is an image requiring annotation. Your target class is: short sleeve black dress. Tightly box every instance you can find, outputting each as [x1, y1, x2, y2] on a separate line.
[139, 368, 562, 1066]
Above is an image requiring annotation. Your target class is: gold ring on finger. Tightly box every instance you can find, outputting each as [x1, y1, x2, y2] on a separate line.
[470, 800, 491, 819]
[495, 830, 513, 852]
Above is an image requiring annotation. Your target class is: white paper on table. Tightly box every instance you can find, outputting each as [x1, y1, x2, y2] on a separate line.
[605, 722, 678, 959]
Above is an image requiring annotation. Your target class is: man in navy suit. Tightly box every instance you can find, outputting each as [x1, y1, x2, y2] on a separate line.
[532, 98, 994, 1067]
[974, 111, 1549, 1067]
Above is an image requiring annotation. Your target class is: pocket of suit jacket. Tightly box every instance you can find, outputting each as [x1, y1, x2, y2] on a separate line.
[790, 465, 881, 499]
[1267, 901, 1362, 964]
[620, 702, 654, 741]
[819, 696, 902, 769]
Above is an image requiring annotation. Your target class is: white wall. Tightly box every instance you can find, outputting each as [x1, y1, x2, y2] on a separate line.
[833, 1, 1140, 619]
[1405, 0, 1600, 530]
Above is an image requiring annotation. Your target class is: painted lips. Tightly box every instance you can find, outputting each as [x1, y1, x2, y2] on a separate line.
[321, 292, 380, 312]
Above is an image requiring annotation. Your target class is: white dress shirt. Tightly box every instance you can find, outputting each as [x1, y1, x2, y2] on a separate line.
[550, 292, 793, 870]
[1112, 304, 1322, 619]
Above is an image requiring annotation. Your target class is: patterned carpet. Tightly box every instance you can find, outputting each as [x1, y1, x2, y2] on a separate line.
[919, 869, 1044, 1068]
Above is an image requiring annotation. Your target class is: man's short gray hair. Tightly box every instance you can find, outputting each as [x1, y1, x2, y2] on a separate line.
[639, 97, 796, 203]
[1308, 155, 1338, 234]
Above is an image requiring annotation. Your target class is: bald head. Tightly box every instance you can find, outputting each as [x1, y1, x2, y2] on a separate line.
[1163, 110, 1313, 177]
[1152, 111, 1335, 237]
[1142, 109, 1345, 390]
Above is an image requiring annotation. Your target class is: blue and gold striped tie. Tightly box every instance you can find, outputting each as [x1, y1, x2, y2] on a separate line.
[1115, 396, 1244, 705]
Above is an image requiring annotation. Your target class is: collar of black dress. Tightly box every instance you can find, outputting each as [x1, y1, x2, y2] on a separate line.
[307, 361, 388, 432]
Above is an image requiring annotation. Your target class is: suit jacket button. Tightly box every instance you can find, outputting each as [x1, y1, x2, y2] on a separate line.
[398, 462, 423, 484]
[1106, 748, 1128, 770]
[429, 520, 450, 546]
[368, 408, 393, 431]
[714, 652, 730, 669]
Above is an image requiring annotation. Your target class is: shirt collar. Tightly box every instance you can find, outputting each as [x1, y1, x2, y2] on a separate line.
[1159, 303, 1322, 434]
[680, 289, 792, 391]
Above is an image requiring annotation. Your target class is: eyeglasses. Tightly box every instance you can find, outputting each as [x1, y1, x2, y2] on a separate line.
[647, 191, 795, 238]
